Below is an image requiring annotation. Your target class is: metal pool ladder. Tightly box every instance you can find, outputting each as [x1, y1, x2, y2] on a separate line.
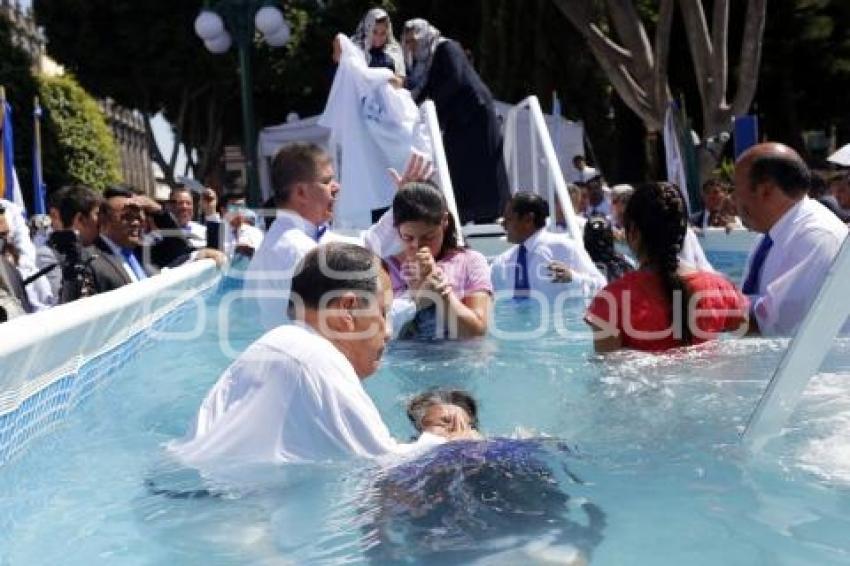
[742, 235, 850, 451]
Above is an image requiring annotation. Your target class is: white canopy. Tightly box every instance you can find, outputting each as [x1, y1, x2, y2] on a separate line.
[828, 144, 850, 167]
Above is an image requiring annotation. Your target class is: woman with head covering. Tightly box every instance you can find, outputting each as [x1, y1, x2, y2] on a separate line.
[401, 18, 510, 224]
[388, 182, 492, 339]
[351, 8, 405, 82]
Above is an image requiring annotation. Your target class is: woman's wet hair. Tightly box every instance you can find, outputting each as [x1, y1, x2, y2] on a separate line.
[624, 182, 692, 344]
[407, 388, 479, 432]
[392, 182, 460, 257]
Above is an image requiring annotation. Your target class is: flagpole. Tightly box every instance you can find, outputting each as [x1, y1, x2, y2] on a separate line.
[32, 95, 46, 215]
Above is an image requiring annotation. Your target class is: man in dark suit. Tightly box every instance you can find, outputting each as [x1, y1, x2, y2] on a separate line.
[89, 186, 224, 295]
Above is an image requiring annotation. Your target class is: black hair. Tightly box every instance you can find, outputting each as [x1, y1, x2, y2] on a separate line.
[624, 182, 692, 344]
[103, 186, 134, 200]
[809, 173, 828, 198]
[271, 142, 329, 206]
[747, 152, 811, 198]
[288, 243, 381, 314]
[406, 388, 479, 432]
[221, 189, 247, 204]
[509, 191, 548, 229]
[169, 186, 192, 200]
[583, 216, 633, 283]
[392, 182, 459, 258]
[55, 185, 101, 228]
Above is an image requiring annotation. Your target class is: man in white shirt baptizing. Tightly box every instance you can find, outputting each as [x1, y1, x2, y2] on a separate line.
[735, 143, 848, 336]
[171, 243, 475, 467]
[490, 192, 606, 299]
[244, 142, 430, 330]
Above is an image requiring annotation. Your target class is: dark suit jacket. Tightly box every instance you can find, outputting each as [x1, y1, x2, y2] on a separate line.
[88, 237, 137, 294]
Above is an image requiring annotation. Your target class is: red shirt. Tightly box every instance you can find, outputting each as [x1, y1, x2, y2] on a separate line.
[585, 270, 748, 352]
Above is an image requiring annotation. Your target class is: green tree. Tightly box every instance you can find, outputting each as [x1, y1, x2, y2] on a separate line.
[38, 74, 122, 191]
[0, 14, 37, 208]
[34, 0, 397, 187]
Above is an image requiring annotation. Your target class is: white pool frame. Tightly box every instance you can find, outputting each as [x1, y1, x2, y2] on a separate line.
[0, 261, 220, 466]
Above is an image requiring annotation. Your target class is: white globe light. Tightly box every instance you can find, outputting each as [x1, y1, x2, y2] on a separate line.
[264, 21, 291, 47]
[194, 10, 225, 41]
[205, 31, 232, 54]
[255, 6, 284, 35]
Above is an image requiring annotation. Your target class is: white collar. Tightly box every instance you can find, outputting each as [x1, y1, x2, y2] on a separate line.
[272, 209, 319, 238]
[520, 228, 546, 252]
[767, 197, 806, 244]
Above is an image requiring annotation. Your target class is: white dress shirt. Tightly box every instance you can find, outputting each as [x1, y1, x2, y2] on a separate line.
[1, 198, 53, 310]
[490, 228, 607, 298]
[244, 209, 399, 330]
[680, 226, 714, 272]
[223, 222, 264, 258]
[180, 220, 208, 250]
[169, 324, 443, 466]
[742, 197, 848, 336]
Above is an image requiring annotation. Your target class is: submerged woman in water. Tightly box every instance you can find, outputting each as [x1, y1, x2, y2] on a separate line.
[366, 389, 605, 564]
[585, 182, 748, 353]
[388, 182, 492, 339]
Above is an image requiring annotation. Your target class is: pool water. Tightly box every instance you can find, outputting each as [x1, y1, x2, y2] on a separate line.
[2, 255, 850, 565]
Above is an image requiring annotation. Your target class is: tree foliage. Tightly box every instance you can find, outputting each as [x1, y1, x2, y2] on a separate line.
[38, 74, 122, 191]
[34, 0, 850, 186]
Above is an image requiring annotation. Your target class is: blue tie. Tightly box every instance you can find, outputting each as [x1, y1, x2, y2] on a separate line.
[742, 234, 773, 295]
[514, 244, 530, 298]
[121, 248, 147, 281]
[315, 225, 328, 242]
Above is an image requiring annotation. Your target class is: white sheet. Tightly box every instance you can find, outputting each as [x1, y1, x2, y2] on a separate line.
[319, 35, 431, 229]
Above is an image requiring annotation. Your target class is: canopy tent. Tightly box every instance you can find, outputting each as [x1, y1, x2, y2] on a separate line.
[828, 144, 850, 167]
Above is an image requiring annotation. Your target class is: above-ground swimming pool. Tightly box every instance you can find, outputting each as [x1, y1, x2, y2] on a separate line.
[1, 253, 850, 565]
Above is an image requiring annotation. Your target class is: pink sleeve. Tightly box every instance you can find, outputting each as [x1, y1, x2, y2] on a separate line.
[460, 250, 493, 296]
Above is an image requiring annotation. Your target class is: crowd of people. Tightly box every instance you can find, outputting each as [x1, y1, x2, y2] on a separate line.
[169, 138, 849, 471]
[3, 11, 850, 553]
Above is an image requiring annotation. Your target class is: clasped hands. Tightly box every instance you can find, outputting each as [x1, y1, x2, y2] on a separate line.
[402, 247, 452, 307]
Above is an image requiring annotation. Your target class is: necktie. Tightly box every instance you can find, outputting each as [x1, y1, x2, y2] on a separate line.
[315, 225, 328, 242]
[514, 244, 530, 298]
[121, 248, 147, 281]
[741, 234, 773, 295]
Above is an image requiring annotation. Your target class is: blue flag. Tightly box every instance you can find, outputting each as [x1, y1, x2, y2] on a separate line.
[32, 102, 46, 215]
[1, 100, 25, 210]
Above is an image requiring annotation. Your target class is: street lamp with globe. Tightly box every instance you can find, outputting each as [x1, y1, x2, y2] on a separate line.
[194, 2, 291, 206]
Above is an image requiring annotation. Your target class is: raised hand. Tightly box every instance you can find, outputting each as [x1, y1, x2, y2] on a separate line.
[388, 152, 434, 189]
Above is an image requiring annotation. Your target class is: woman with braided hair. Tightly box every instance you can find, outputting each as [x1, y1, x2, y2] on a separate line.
[584, 182, 748, 353]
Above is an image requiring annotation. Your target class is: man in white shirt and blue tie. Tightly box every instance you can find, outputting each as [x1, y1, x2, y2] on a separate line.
[735, 143, 848, 336]
[490, 192, 606, 299]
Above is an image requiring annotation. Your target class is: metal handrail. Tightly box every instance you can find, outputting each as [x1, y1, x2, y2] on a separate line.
[742, 235, 850, 452]
[502, 96, 582, 241]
